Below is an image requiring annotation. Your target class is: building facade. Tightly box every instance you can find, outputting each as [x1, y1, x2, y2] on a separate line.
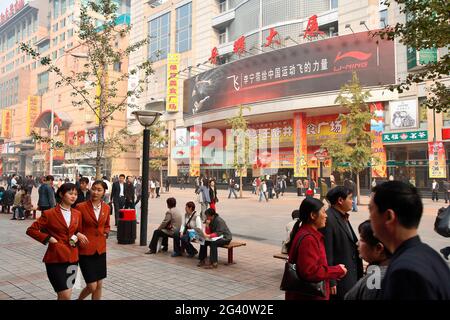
[0, 0, 140, 179]
[128, 0, 449, 191]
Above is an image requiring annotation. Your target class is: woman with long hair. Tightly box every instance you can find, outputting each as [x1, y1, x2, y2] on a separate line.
[285, 197, 347, 300]
[209, 179, 218, 210]
[26, 183, 88, 300]
[75, 180, 111, 300]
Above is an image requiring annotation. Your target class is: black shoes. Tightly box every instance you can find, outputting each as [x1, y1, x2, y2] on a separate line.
[161, 246, 168, 252]
[145, 250, 156, 254]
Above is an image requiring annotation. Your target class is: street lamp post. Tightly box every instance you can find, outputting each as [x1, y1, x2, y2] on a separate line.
[132, 110, 162, 246]
[48, 52, 88, 175]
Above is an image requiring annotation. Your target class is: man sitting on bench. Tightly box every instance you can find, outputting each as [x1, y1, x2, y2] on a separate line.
[198, 208, 232, 269]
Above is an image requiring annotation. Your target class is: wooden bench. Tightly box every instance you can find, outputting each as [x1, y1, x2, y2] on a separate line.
[273, 253, 288, 260]
[220, 241, 246, 264]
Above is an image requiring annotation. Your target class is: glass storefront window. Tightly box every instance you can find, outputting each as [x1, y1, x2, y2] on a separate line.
[386, 145, 429, 188]
[443, 110, 450, 127]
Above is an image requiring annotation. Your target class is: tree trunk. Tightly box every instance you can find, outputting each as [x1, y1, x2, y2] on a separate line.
[356, 172, 361, 205]
[240, 174, 243, 198]
[160, 167, 163, 194]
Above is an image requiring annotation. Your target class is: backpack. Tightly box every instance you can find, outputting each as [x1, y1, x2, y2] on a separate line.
[434, 206, 450, 238]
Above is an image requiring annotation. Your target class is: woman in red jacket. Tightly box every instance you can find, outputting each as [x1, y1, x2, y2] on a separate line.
[285, 197, 347, 300]
[26, 183, 88, 300]
[76, 180, 110, 300]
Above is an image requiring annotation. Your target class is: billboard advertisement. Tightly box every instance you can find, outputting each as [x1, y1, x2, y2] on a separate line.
[184, 31, 395, 115]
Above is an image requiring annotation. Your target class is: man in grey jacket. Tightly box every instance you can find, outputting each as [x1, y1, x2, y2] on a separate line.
[37, 175, 56, 211]
[146, 197, 182, 254]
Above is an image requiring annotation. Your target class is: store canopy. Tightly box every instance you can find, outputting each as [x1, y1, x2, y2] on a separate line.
[33, 110, 72, 130]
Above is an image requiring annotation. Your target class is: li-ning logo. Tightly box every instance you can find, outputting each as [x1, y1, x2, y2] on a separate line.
[333, 51, 372, 72]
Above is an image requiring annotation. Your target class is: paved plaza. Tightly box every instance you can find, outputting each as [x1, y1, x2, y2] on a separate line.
[0, 187, 448, 300]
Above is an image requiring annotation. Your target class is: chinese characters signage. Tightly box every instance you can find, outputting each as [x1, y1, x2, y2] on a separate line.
[293, 113, 307, 177]
[184, 31, 395, 115]
[389, 100, 418, 130]
[306, 114, 347, 146]
[304, 15, 325, 39]
[428, 142, 447, 178]
[0, 0, 24, 26]
[189, 125, 201, 177]
[247, 120, 293, 144]
[1, 109, 12, 139]
[27, 96, 40, 136]
[382, 130, 428, 143]
[370, 102, 387, 178]
[166, 53, 180, 112]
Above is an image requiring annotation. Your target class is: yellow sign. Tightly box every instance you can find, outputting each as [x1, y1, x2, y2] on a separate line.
[1, 109, 12, 138]
[166, 53, 180, 112]
[293, 113, 307, 177]
[27, 96, 40, 136]
[429, 142, 447, 178]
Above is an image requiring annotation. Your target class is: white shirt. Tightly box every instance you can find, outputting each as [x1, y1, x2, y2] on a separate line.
[60, 206, 71, 227]
[93, 202, 101, 221]
[119, 183, 124, 197]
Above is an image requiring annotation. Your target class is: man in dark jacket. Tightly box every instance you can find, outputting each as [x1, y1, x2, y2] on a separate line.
[2, 186, 16, 213]
[321, 186, 363, 300]
[266, 177, 274, 199]
[73, 177, 91, 207]
[443, 179, 450, 204]
[111, 174, 126, 226]
[198, 208, 232, 269]
[124, 176, 135, 209]
[37, 175, 56, 211]
[370, 181, 450, 299]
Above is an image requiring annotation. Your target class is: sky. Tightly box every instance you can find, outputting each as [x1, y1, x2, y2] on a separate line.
[0, 0, 17, 14]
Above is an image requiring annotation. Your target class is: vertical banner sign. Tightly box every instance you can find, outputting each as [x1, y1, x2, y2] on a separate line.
[189, 125, 201, 177]
[370, 102, 387, 178]
[166, 53, 180, 112]
[428, 142, 447, 178]
[27, 96, 40, 136]
[293, 113, 307, 177]
[1, 110, 12, 138]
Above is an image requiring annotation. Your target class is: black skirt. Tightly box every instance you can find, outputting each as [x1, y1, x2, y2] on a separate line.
[45, 262, 79, 293]
[79, 252, 107, 283]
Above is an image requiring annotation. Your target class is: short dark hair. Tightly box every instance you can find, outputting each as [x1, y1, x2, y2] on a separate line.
[79, 177, 90, 184]
[358, 220, 392, 258]
[186, 201, 195, 211]
[46, 175, 54, 182]
[166, 197, 176, 208]
[326, 186, 352, 205]
[205, 208, 217, 217]
[291, 209, 300, 220]
[56, 183, 77, 202]
[372, 181, 423, 229]
[119, 174, 125, 178]
[92, 180, 108, 191]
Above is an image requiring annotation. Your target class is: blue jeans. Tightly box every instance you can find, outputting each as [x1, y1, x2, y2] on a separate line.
[352, 195, 358, 212]
[228, 188, 237, 198]
[180, 234, 197, 255]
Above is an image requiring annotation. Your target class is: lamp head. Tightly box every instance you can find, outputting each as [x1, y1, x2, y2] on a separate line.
[132, 110, 162, 128]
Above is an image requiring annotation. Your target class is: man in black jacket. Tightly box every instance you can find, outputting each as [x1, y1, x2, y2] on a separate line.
[370, 181, 450, 299]
[111, 174, 126, 226]
[73, 177, 91, 207]
[124, 176, 135, 209]
[322, 186, 363, 300]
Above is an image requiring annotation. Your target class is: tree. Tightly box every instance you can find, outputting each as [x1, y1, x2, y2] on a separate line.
[322, 72, 374, 204]
[374, 0, 449, 113]
[149, 120, 169, 192]
[226, 105, 251, 198]
[20, 0, 153, 179]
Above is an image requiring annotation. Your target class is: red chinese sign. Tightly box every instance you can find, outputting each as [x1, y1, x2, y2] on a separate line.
[264, 28, 281, 47]
[304, 15, 325, 39]
[0, 0, 25, 26]
[233, 36, 246, 56]
[209, 47, 219, 65]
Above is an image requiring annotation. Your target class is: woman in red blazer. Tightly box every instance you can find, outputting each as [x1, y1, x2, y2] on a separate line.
[26, 183, 88, 300]
[285, 197, 347, 300]
[76, 180, 110, 300]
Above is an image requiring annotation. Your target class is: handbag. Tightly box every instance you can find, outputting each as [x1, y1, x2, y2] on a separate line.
[280, 234, 326, 297]
[434, 206, 450, 237]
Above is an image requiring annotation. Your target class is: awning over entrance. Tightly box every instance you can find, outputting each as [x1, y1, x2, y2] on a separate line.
[33, 110, 72, 130]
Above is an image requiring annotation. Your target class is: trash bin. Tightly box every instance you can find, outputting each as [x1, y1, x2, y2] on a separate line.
[117, 209, 136, 244]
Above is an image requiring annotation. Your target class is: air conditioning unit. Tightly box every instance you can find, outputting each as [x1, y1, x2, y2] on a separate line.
[147, 0, 163, 8]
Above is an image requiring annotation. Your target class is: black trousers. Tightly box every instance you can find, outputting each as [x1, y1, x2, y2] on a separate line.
[445, 192, 449, 203]
[148, 229, 169, 251]
[199, 239, 230, 264]
[113, 196, 126, 225]
[432, 191, 439, 201]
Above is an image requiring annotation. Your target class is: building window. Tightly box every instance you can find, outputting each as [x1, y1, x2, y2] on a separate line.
[219, 29, 227, 44]
[60, 18, 66, 29]
[53, 0, 60, 19]
[113, 62, 122, 72]
[53, 38, 58, 46]
[148, 12, 171, 61]
[61, 0, 67, 15]
[60, 33, 66, 42]
[330, 0, 338, 9]
[38, 71, 49, 94]
[53, 51, 57, 60]
[219, 0, 227, 13]
[379, 9, 388, 28]
[53, 23, 59, 32]
[176, 2, 192, 53]
[68, 29, 74, 38]
[59, 48, 65, 56]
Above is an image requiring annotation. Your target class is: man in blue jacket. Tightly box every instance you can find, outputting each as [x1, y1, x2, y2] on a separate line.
[37, 175, 56, 211]
[370, 181, 450, 299]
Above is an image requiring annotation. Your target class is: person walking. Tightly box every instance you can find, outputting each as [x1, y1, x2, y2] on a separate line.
[284, 197, 347, 300]
[259, 180, 269, 202]
[198, 208, 232, 269]
[344, 177, 358, 212]
[155, 179, 161, 198]
[296, 179, 304, 196]
[209, 180, 218, 210]
[227, 177, 238, 199]
[124, 176, 135, 209]
[165, 177, 170, 192]
[76, 181, 110, 300]
[280, 177, 287, 196]
[26, 183, 88, 300]
[319, 178, 328, 201]
[431, 179, 440, 202]
[321, 186, 364, 300]
[197, 179, 211, 221]
[102, 176, 111, 204]
[111, 174, 126, 226]
[11, 186, 24, 220]
[149, 178, 156, 198]
[369, 181, 450, 299]
[443, 179, 450, 204]
[37, 175, 56, 212]
[266, 177, 274, 199]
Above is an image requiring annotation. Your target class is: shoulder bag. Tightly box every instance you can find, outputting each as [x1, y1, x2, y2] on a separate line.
[280, 233, 326, 297]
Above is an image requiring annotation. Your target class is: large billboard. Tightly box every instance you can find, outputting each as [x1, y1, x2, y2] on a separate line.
[184, 31, 395, 115]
